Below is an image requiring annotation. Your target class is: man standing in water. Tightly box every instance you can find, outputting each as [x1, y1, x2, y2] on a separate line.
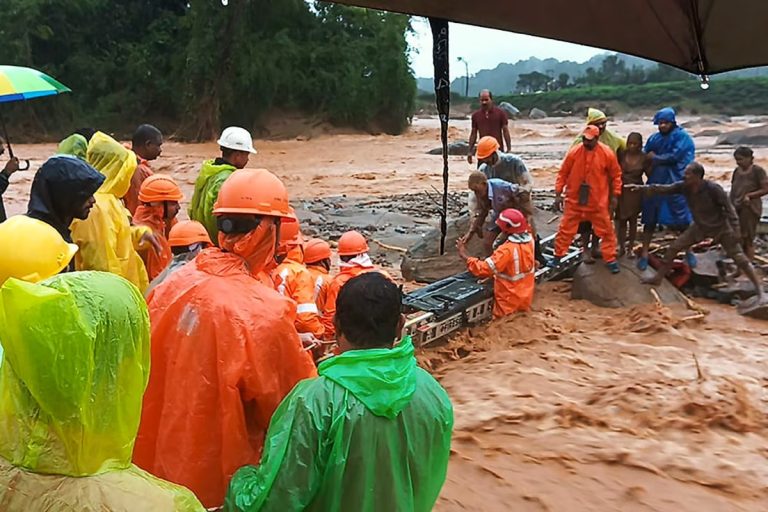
[468, 89, 511, 165]
[627, 162, 765, 306]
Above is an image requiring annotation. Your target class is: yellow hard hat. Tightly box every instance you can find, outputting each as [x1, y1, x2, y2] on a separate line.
[0, 216, 79, 286]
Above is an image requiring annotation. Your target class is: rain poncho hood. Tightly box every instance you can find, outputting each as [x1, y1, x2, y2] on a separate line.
[571, 107, 626, 153]
[225, 336, 454, 512]
[0, 271, 204, 511]
[189, 159, 237, 243]
[653, 107, 677, 125]
[27, 155, 104, 243]
[586, 107, 608, 124]
[57, 133, 88, 160]
[70, 132, 150, 291]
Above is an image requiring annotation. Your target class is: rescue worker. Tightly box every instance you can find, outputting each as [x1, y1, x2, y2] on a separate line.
[133, 175, 185, 281]
[0, 139, 20, 223]
[457, 208, 536, 317]
[189, 126, 257, 243]
[273, 213, 325, 339]
[226, 272, 453, 512]
[146, 220, 212, 295]
[134, 169, 317, 509]
[321, 230, 383, 339]
[627, 162, 766, 306]
[552, 125, 622, 274]
[57, 133, 88, 160]
[124, 124, 164, 216]
[304, 237, 333, 313]
[638, 107, 695, 270]
[70, 132, 161, 292]
[0, 215, 78, 287]
[0, 272, 204, 512]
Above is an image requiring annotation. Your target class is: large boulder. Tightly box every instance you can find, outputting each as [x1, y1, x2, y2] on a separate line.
[427, 141, 469, 155]
[716, 125, 768, 146]
[499, 101, 520, 118]
[571, 258, 684, 308]
[529, 108, 547, 119]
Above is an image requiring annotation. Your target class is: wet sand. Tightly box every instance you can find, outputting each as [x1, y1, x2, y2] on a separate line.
[5, 115, 768, 510]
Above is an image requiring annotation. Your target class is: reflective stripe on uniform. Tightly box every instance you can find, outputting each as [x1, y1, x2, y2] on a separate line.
[296, 303, 319, 314]
[313, 275, 324, 302]
[277, 268, 290, 296]
[486, 247, 533, 282]
[512, 246, 520, 275]
[484, 257, 497, 273]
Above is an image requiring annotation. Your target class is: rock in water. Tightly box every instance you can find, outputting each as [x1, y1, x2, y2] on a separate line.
[499, 102, 520, 118]
[571, 258, 684, 308]
[716, 125, 768, 146]
[738, 297, 768, 320]
[427, 141, 470, 155]
[529, 108, 547, 120]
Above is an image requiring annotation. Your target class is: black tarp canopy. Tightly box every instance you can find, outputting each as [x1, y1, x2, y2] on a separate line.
[329, 0, 768, 77]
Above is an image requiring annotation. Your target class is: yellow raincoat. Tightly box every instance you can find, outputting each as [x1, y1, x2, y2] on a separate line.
[0, 271, 204, 511]
[571, 108, 626, 153]
[71, 132, 151, 291]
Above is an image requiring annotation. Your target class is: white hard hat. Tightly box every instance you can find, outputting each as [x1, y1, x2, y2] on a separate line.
[217, 126, 257, 154]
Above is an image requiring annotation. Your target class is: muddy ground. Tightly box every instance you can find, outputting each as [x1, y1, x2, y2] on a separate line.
[5, 115, 768, 510]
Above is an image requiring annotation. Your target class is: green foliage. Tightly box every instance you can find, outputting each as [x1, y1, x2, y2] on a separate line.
[498, 78, 768, 117]
[0, 0, 415, 140]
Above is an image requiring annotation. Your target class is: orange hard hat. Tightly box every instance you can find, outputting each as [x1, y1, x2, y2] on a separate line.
[168, 220, 213, 247]
[496, 208, 529, 234]
[582, 125, 600, 141]
[213, 169, 292, 218]
[138, 174, 184, 203]
[279, 208, 302, 247]
[476, 136, 500, 160]
[337, 230, 369, 256]
[304, 238, 332, 264]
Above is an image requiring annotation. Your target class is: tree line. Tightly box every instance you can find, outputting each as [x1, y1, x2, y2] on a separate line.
[0, 1, 416, 140]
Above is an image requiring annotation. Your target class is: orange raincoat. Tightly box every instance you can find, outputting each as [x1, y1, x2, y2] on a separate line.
[124, 157, 153, 216]
[133, 204, 175, 281]
[273, 246, 325, 338]
[554, 142, 622, 261]
[322, 258, 387, 339]
[134, 224, 317, 509]
[307, 265, 332, 313]
[467, 233, 536, 317]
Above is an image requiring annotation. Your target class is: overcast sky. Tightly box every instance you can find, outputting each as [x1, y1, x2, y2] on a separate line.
[408, 18, 604, 79]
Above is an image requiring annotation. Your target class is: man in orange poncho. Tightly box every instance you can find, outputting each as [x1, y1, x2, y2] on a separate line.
[321, 230, 386, 339]
[457, 208, 535, 317]
[134, 169, 317, 509]
[552, 125, 622, 274]
[304, 238, 333, 313]
[272, 213, 325, 339]
[124, 124, 163, 216]
[134, 175, 184, 281]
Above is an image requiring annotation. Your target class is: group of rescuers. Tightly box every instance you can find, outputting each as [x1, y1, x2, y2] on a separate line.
[461, 90, 767, 314]
[0, 126, 453, 511]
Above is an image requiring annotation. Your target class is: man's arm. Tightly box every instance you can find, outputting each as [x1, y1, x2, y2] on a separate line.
[626, 182, 684, 196]
[747, 166, 768, 201]
[555, 151, 575, 196]
[712, 183, 741, 231]
[467, 118, 478, 164]
[650, 132, 694, 165]
[607, 151, 623, 198]
[502, 118, 511, 153]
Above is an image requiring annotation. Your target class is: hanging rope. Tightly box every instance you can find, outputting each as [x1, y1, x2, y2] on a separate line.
[429, 18, 450, 255]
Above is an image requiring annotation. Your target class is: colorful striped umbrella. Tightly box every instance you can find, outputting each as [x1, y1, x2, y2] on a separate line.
[0, 65, 71, 104]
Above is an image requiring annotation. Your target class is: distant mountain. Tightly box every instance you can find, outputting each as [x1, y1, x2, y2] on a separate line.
[416, 53, 768, 95]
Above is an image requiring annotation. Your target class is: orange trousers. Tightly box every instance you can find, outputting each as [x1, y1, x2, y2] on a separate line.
[554, 207, 617, 263]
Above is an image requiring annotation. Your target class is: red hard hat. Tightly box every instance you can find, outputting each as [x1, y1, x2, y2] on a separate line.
[304, 238, 332, 264]
[495, 208, 528, 234]
[337, 230, 369, 256]
[168, 220, 212, 247]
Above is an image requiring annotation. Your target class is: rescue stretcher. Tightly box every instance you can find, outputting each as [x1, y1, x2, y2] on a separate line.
[401, 234, 582, 346]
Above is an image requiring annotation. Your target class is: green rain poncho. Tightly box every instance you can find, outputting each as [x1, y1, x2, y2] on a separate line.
[188, 159, 237, 243]
[571, 107, 626, 153]
[57, 133, 88, 160]
[0, 271, 204, 512]
[225, 336, 454, 512]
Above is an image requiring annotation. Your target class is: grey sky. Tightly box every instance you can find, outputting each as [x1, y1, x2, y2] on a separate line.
[408, 18, 603, 79]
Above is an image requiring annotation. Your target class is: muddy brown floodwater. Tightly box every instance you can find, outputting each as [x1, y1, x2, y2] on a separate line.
[5, 116, 768, 510]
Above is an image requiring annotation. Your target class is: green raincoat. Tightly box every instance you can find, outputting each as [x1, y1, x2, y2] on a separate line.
[571, 107, 626, 153]
[57, 133, 88, 160]
[0, 272, 204, 511]
[225, 336, 454, 512]
[188, 159, 237, 243]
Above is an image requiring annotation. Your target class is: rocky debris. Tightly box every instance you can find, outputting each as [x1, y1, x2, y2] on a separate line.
[571, 258, 684, 308]
[695, 129, 723, 137]
[715, 125, 768, 146]
[499, 102, 520, 118]
[529, 108, 547, 120]
[623, 113, 640, 122]
[427, 141, 469, 155]
[738, 298, 768, 320]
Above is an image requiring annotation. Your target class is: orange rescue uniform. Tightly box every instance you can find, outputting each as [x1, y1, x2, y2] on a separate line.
[467, 233, 536, 317]
[124, 157, 153, 216]
[307, 265, 332, 313]
[554, 142, 622, 262]
[273, 246, 325, 338]
[133, 204, 174, 281]
[322, 265, 383, 339]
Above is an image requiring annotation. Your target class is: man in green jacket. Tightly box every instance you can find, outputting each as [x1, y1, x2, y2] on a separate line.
[225, 272, 454, 512]
[188, 126, 257, 243]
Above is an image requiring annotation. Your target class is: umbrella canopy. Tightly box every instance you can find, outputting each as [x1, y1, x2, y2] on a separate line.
[327, 0, 768, 76]
[0, 65, 71, 104]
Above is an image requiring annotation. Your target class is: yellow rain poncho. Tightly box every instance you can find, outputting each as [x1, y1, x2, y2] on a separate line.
[0, 271, 204, 511]
[70, 132, 151, 291]
[571, 108, 627, 153]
